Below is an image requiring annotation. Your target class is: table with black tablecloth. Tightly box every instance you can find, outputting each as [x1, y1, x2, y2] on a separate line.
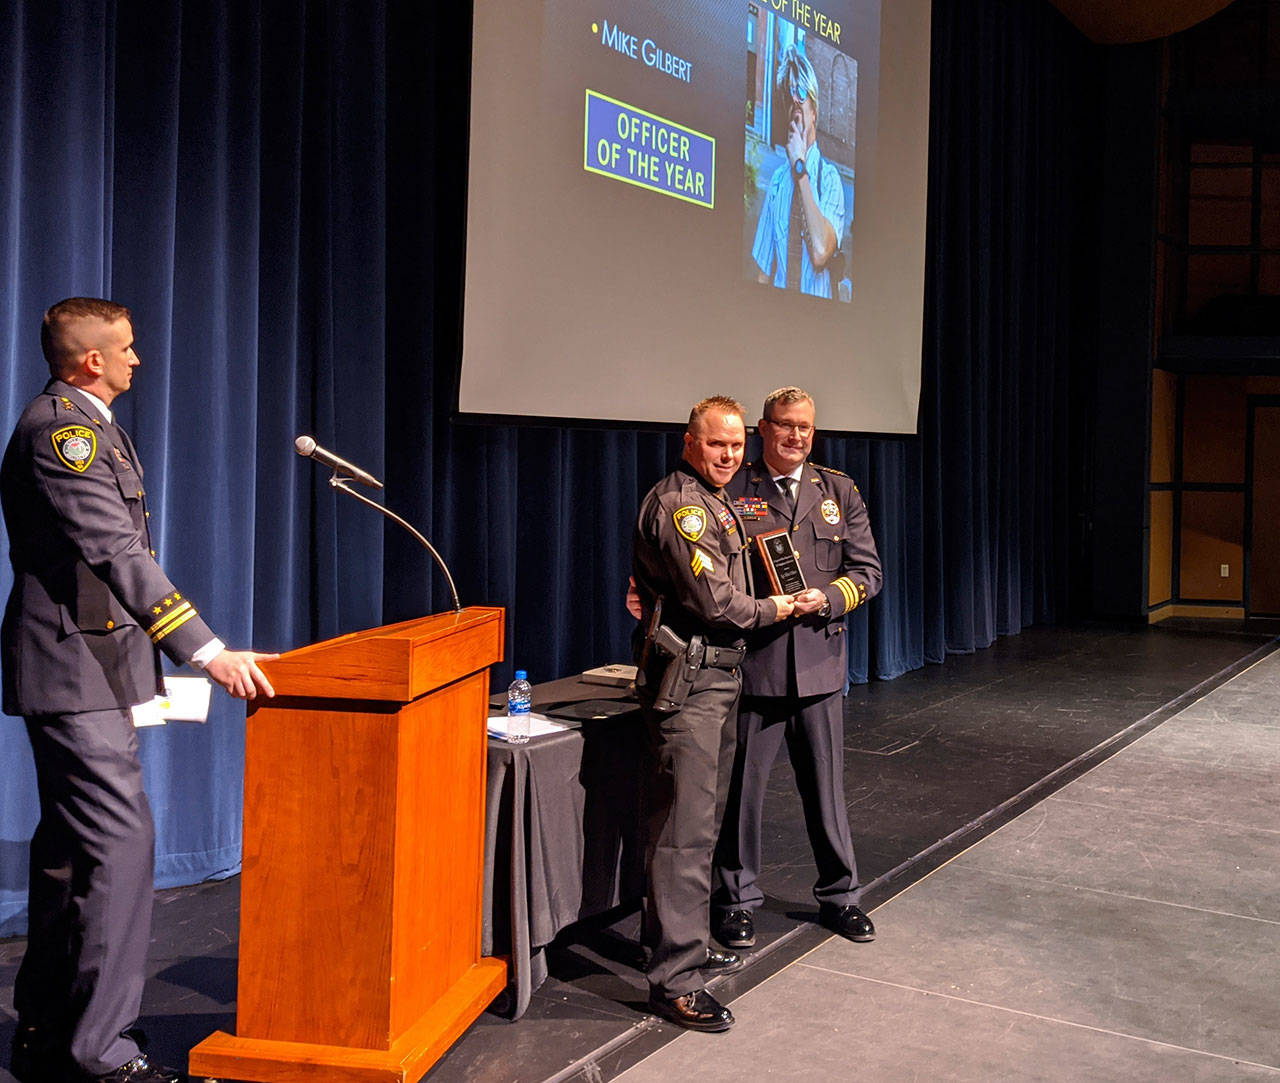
[482, 676, 646, 1018]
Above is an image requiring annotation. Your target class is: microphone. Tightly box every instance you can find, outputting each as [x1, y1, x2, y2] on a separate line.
[294, 435, 384, 490]
[298, 435, 462, 611]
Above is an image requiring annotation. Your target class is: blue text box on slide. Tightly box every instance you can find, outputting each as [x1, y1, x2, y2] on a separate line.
[582, 90, 715, 209]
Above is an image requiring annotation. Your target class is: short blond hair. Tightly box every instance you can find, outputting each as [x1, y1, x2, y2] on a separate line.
[762, 386, 814, 421]
[687, 395, 746, 434]
[776, 44, 820, 115]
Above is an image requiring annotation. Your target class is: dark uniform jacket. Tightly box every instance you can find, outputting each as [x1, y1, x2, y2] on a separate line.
[1, 380, 215, 716]
[633, 461, 779, 645]
[727, 460, 881, 698]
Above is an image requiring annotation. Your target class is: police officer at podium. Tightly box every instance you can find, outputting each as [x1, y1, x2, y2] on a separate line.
[3, 297, 277, 1082]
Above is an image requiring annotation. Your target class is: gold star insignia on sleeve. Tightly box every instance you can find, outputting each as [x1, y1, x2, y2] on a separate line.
[147, 597, 198, 643]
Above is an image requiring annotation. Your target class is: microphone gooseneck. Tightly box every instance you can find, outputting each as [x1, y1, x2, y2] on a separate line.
[295, 435, 462, 613]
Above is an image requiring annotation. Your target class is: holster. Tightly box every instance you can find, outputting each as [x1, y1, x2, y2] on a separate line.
[653, 631, 704, 713]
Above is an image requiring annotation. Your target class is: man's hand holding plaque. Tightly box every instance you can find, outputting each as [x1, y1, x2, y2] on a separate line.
[790, 587, 828, 616]
[756, 527, 807, 596]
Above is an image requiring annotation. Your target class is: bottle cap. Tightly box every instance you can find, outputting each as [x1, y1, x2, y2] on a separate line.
[515, 670, 527, 681]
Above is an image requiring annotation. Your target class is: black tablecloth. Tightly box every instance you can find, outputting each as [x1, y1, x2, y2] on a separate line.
[482, 677, 646, 1018]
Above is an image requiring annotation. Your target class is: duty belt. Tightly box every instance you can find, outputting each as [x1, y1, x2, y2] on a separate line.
[702, 643, 746, 668]
[642, 608, 744, 712]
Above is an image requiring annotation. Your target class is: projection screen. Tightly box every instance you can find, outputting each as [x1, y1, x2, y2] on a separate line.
[462, 0, 931, 433]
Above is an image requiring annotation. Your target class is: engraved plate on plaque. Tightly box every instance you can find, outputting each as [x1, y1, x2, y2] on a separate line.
[756, 528, 807, 595]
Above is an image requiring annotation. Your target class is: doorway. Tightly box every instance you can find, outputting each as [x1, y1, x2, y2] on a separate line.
[1246, 397, 1280, 618]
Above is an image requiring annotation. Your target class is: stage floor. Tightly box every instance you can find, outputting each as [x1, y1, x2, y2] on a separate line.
[0, 620, 1272, 1083]
[615, 638, 1280, 1081]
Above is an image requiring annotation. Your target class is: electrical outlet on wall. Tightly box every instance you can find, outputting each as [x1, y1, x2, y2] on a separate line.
[1220, 563, 1230, 578]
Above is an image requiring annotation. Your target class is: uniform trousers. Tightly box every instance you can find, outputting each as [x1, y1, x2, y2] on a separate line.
[713, 691, 859, 914]
[16, 708, 153, 1076]
[639, 666, 740, 998]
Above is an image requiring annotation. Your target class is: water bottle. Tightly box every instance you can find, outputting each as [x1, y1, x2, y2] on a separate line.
[506, 669, 532, 744]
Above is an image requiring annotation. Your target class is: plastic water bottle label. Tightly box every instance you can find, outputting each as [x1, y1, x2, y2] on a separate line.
[506, 673, 532, 743]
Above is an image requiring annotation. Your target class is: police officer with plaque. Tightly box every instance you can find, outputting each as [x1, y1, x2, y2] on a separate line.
[631, 395, 795, 1032]
[712, 387, 883, 950]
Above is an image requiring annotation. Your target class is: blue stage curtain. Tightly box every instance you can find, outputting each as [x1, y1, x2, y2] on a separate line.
[0, 0, 1099, 933]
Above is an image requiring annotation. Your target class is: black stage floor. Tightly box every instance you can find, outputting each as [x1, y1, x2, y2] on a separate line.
[1, 620, 1273, 1083]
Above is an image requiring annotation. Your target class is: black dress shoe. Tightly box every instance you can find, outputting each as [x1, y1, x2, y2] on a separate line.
[713, 908, 755, 948]
[647, 988, 735, 1032]
[818, 902, 876, 942]
[88, 1053, 185, 1082]
[702, 946, 746, 975]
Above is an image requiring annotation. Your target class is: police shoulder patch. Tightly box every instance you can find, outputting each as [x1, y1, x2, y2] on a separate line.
[51, 426, 97, 472]
[673, 505, 707, 542]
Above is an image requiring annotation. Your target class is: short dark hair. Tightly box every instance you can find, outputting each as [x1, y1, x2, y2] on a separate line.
[41, 297, 132, 376]
[687, 395, 746, 435]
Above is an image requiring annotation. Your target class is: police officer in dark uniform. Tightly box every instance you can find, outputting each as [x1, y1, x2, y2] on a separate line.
[632, 395, 796, 1032]
[712, 386, 882, 950]
[2, 297, 278, 1083]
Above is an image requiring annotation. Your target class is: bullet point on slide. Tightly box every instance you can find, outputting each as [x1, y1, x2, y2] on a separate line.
[592, 22, 599, 33]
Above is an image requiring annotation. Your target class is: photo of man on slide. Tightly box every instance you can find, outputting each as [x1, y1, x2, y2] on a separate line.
[746, 16, 857, 302]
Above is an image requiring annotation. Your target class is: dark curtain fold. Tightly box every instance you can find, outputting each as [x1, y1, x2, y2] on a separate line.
[0, 0, 1101, 932]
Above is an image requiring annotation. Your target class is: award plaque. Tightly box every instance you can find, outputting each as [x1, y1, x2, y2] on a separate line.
[756, 528, 807, 594]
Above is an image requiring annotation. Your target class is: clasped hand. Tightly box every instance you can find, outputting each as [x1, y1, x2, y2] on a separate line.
[771, 588, 827, 621]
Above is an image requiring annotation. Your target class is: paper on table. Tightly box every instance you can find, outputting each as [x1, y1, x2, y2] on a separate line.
[486, 712, 567, 741]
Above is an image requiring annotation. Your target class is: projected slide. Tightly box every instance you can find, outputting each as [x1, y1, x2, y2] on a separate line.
[746, 9, 865, 303]
[463, 0, 929, 434]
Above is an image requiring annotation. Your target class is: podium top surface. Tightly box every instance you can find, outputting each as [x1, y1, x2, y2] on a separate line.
[258, 606, 504, 703]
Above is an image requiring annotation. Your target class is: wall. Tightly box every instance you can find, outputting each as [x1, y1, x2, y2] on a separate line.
[1147, 371, 1280, 617]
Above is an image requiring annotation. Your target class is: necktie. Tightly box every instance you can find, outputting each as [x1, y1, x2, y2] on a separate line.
[776, 477, 795, 516]
[786, 184, 804, 291]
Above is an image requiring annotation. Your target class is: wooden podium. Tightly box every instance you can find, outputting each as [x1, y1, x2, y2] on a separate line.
[190, 607, 508, 1083]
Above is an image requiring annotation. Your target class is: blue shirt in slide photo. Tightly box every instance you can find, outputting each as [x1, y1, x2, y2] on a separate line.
[752, 142, 845, 299]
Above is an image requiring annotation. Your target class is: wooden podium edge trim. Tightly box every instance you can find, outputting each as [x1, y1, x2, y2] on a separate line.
[278, 607, 502, 660]
[189, 958, 507, 1083]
